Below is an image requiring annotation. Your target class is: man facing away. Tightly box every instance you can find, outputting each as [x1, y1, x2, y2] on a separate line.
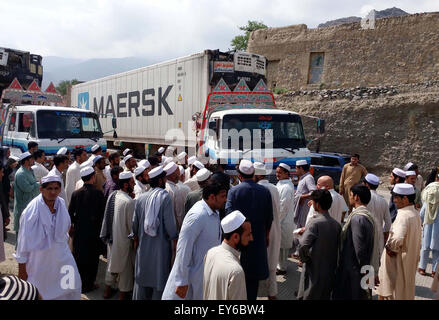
[162, 181, 226, 300]
[15, 174, 81, 299]
[101, 171, 136, 300]
[164, 161, 186, 231]
[378, 183, 422, 300]
[339, 154, 367, 213]
[68, 166, 106, 293]
[297, 189, 341, 300]
[65, 148, 87, 205]
[203, 210, 253, 300]
[225, 159, 273, 300]
[132, 166, 178, 300]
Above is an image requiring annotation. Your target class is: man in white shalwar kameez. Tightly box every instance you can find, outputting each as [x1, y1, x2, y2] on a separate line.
[254, 162, 281, 299]
[377, 183, 422, 300]
[203, 211, 252, 300]
[134, 165, 150, 199]
[31, 150, 49, 183]
[184, 160, 204, 191]
[164, 162, 186, 231]
[185, 156, 197, 182]
[15, 175, 81, 300]
[65, 148, 87, 205]
[48, 154, 69, 206]
[275, 163, 295, 275]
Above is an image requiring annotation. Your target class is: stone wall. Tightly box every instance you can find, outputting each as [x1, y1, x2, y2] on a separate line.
[248, 12, 439, 91]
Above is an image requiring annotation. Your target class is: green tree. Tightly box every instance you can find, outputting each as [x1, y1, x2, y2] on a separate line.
[231, 20, 268, 51]
[56, 79, 81, 96]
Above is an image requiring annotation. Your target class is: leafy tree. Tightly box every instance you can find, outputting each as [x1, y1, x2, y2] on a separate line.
[231, 20, 268, 51]
[56, 79, 81, 96]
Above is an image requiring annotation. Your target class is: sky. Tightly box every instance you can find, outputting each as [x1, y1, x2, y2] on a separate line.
[1, 0, 439, 61]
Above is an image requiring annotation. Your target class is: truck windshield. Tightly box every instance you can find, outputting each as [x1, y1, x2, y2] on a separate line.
[222, 113, 306, 149]
[36, 110, 103, 139]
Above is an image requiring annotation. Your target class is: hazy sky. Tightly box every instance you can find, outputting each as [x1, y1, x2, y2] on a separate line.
[1, 0, 438, 60]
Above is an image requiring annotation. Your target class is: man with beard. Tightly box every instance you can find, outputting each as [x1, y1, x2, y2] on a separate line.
[134, 165, 150, 199]
[92, 155, 107, 193]
[164, 162, 186, 231]
[48, 154, 69, 205]
[203, 210, 253, 300]
[68, 166, 106, 293]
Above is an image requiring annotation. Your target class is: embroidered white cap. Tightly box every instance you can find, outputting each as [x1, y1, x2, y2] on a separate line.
[405, 170, 416, 177]
[164, 162, 178, 176]
[365, 173, 380, 186]
[221, 210, 246, 234]
[195, 168, 212, 182]
[158, 147, 165, 154]
[92, 155, 104, 165]
[138, 159, 150, 169]
[123, 148, 131, 156]
[279, 163, 291, 172]
[9, 155, 19, 162]
[177, 152, 187, 163]
[392, 168, 406, 178]
[19, 152, 32, 162]
[188, 156, 197, 166]
[393, 183, 415, 195]
[149, 166, 164, 179]
[80, 166, 95, 177]
[254, 162, 267, 176]
[193, 160, 205, 170]
[57, 147, 68, 155]
[296, 160, 308, 166]
[238, 159, 254, 175]
[178, 165, 185, 176]
[80, 159, 92, 168]
[41, 174, 62, 184]
[119, 171, 134, 180]
[123, 155, 133, 163]
[403, 162, 414, 171]
[91, 144, 100, 152]
[134, 166, 146, 177]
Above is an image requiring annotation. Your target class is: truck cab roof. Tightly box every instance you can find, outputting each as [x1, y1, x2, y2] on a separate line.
[10, 105, 96, 113]
[210, 108, 299, 118]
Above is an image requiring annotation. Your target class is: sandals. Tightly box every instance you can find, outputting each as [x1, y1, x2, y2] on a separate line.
[418, 268, 427, 276]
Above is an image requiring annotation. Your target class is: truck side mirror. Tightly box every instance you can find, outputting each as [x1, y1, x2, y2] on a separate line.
[317, 119, 325, 134]
[112, 117, 117, 129]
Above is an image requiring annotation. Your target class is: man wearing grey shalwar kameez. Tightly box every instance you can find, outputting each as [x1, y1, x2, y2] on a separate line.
[294, 160, 317, 229]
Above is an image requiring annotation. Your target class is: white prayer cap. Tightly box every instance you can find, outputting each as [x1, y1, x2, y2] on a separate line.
[221, 210, 246, 234]
[254, 162, 267, 176]
[92, 155, 104, 165]
[119, 171, 134, 180]
[138, 159, 150, 169]
[80, 159, 92, 168]
[365, 173, 380, 186]
[149, 166, 164, 179]
[41, 174, 62, 185]
[188, 156, 197, 165]
[177, 152, 187, 163]
[163, 157, 173, 166]
[403, 162, 414, 171]
[123, 154, 133, 163]
[80, 166, 95, 178]
[196, 168, 212, 182]
[164, 162, 178, 176]
[57, 147, 68, 155]
[9, 155, 19, 162]
[279, 163, 291, 172]
[239, 159, 254, 175]
[19, 152, 32, 162]
[296, 160, 308, 166]
[158, 147, 165, 154]
[405, 170, 416, 177]
[179, 165, 185, 176]
[134, 166, 146, 177]
[122, 148, 131, 156]
[193, 160, 205, 170]
[392, 168, 406, 178]
[91, 144, 100, 152]
[393, 183, 415, 195]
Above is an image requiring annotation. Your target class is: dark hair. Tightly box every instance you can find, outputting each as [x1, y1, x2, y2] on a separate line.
[408, 164, 418, 171]
[392, 191, 416, 204]
[238, 169, 254, 179]
[362, 177, 378, 190]
[350, 184, 371, 205]
[310, 189, 333, 211]
[351, 154, 360, 159]
[297, 164, 310, 172]
[41, 181, 62, 189]
[278, 166, 289, 175]
[149, 171, 167, 188]
[53, 154, 69, 167]
[426, 168, 439, 186]
[92, 146, 102, 154]
[110, 166, 123, 178]
[81, 172, 95, 182]
[148, 156, 160, 167]
[392, 173, 405, 184]
[211, 172, 230, 192]
[73, 148, 85, 159]
[202, 182, 227, 200]
[223, 219, 249, 240]
[108, 152, 120, 163]
[28, 142, 38, 150]
[118, 178, 132, 189]
[33, 150, 45, 160]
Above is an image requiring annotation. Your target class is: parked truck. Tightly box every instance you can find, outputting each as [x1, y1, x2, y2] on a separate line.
[71, 49, 322, 178]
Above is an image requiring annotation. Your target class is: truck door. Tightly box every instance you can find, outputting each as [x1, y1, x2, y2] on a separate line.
[5, 111, 17, 146]
[16, 111, 36, 141]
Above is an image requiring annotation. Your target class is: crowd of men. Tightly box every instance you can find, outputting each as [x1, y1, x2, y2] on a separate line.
[1, 144, 439, 301]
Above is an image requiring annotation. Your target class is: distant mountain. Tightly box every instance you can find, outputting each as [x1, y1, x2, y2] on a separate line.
[318, 7, 409, 28]
[41, 56, 152, 88]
